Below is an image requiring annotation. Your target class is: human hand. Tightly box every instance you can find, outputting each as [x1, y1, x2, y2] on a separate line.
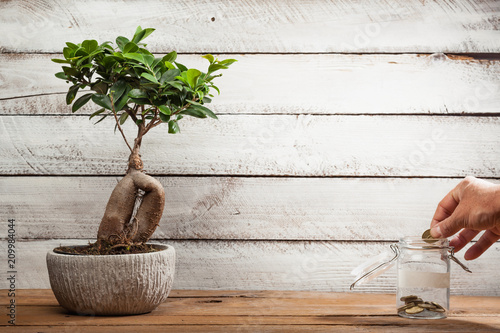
[430, 176, 500, 260]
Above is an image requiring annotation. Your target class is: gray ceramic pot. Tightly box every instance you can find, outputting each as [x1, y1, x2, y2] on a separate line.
[46, 244, 175, 316]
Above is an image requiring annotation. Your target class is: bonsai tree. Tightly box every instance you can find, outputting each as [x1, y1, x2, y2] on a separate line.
[52, 27, 236, 253]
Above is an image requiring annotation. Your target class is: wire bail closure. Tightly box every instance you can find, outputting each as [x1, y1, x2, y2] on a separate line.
[350, 243, 472, 290]
[350, 243, 399, 290]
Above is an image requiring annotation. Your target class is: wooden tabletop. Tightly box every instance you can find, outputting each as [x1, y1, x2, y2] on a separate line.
[2, 289, 500, 332]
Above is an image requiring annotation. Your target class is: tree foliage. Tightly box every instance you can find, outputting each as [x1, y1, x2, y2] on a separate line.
[52, 26, 236, 134]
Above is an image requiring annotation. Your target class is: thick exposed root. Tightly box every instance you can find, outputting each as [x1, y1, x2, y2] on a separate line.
[97, 169, 165, 244]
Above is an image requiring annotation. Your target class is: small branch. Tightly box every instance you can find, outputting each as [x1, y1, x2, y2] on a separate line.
[143, 107, 159, 135]
[124, 107, 138, 124]
[110, 95, 133, 153]
[140, 105, 146, 125]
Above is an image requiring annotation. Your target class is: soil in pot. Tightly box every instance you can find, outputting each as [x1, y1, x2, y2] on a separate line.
[54, 240, 161, 255]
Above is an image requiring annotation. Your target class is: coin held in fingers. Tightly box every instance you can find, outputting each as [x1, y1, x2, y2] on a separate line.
[422, 229, 439, 243]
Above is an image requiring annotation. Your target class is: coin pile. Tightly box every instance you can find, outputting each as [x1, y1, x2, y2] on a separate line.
[398, 295, 446, 315]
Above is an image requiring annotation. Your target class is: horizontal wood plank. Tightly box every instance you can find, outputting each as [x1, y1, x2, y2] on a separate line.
[0, 240, 498, 294]
[1, 0, 499, 53]
[1, 177, 496, 240]
[0, 115, 499, 177]
[2, 290, 500, 332]
[2, 54, 500, 116]
[2, 324, 500, 333]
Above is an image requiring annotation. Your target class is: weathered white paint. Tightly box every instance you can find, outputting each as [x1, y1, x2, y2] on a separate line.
[0, 115, 498, 177]
[1, 239, 498, 295]
[2, 176, 497, 241]
[0, 0, 499, 53]
[1, 54, 500, 115]
[1, 0, 499, 295]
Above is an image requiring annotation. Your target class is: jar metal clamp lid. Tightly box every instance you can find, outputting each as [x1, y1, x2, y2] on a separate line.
[350, 238, 472, 290]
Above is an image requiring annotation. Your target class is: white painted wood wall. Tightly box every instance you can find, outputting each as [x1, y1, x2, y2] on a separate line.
[1, 0, 499, 295]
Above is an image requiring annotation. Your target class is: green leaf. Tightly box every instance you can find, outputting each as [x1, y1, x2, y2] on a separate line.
[164, 61, 175, 70]
[101, 56, 117, 69]
[132, 27, 155, 43]
[137, 48, 153, 56]
[123, 42, 139, 54]
[158, 112, 169, 122]
[74, 47, 88, 57]
[180, 107, 207, 118]
[82, 40, 98, 53]
[62, 66, 80, 77]
[186, 68, 201, 88]
[116, 36, 130, 51]
[129, 97, 150, 105]
[91, 94, 113, 110]
[128, 89, 148, 99]
[100, 41, 113, 50]
[119, 112, 128, 125]
[152, 57, 163, 70]
[66, 84, 80, 105]
[63, 47, 72, 59]
[75, 55, 90, 67]
[72, 93, 93, 112]
[94, 114, 108, 124]
[89, 108, 105, 119]
[143, 54, 154, 67]
[65, 42, 79, 49]
[208, 63, 228, 74]
[175, 62, 188, 72]
[191, 104, 218, 119]
[114, 86, 131, 111]
[110, 80, 127, 101]
[160, 68, 180, 84]
[123, 53, 144, 63]
[175, 75, 188, 86]
[141, 72, 159, 83]
[91, 81, 108, 94]
[168, 120, 180, 133]
[132, 29, 145, 44]
[55, 72, 68, 80]
[141, 28, 155, 41]
[111, 52, 125, 60]
[210, 84, 221, 95]
[219, 59, 237, 66]
[158, 105, 171, 115]
[162, 51, 177, 63]
[202, 54, 215, 63]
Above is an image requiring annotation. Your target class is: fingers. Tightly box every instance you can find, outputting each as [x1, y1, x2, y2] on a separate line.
[430, 186, 460, 229]
[449, 229, 480, 252]
[464, 230, 500, 260]
[430, 211, 467, 238]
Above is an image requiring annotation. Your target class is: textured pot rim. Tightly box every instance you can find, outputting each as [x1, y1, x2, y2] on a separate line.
[47, 243, 173, 257]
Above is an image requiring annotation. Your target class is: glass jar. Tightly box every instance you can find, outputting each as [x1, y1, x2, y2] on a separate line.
[350, 237, 471, 319]
[397, 237, 450, 319]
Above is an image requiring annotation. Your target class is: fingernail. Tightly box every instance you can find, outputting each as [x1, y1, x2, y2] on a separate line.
[430, 226, 442, 238]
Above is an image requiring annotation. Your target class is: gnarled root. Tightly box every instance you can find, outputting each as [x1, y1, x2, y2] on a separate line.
[97, 169, 165, 245]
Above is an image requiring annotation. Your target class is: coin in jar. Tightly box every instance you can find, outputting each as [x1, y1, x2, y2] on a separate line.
[400, 295, 419, 302]
[405, 306, 424, 314]
[418, 303, 437, 309]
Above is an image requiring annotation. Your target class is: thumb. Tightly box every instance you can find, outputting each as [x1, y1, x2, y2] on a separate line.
[430, 212, 465, 238]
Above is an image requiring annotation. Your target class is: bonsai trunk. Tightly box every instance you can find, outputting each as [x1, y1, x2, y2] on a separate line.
[97, 133, 165, 246]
